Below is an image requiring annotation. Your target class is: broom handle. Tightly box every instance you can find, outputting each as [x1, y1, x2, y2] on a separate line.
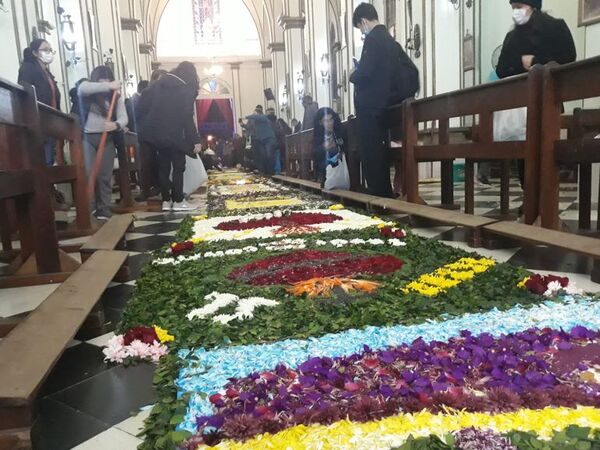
[87, 90, 119, 198]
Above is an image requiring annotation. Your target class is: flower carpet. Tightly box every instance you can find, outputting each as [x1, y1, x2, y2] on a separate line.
[112, 171, 600, 450]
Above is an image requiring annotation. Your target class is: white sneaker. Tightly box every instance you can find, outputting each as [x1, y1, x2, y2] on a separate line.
[162, 201, 173, 211]
[172, 201, 199, 212]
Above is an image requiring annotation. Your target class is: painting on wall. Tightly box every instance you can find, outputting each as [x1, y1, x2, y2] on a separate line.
[579, 0, 600, 26]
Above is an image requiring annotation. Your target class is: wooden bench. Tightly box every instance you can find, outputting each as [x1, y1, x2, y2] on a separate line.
[272, 175, 322, 192]
[484, 221, 600, 283]
[80, 214, 134, 282]
[322, 189, 381, 211]
[540, 57, 600, 230]
[371, 197, 498, 247]
[0, 78, 81, 288]
[38, 103, 93, 238]
[400, 66, 543, 224]
[0, 250, 128, 449]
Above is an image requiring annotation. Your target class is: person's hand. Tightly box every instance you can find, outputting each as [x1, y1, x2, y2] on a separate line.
[522, 55, 534, 70]
[108, 80, 122, 91]
[104, 121, 118, 132]
[193, 143, 203, 154]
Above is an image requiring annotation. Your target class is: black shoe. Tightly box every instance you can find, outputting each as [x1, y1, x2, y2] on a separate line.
[477, 176, 491, 186]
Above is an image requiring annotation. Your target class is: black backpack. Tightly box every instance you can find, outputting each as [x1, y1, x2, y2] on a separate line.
[391, 42, 420, 104]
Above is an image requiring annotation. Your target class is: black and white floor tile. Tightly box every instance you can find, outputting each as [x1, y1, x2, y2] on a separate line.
[2, 181, 599, 449]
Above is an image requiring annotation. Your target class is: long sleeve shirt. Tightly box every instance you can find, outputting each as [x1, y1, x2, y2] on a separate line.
[78, 81, 128, 133]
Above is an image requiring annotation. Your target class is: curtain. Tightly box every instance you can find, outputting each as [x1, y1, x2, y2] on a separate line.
[212, 99, 234, 133]
[196, 100, 213, 130]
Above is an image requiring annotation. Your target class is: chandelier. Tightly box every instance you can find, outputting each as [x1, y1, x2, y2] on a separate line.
[192, 0, 223, 44]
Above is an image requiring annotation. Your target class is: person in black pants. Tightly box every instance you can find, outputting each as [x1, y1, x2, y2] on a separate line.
[137, 62, 202, 212]
[349, 3, 400, 198]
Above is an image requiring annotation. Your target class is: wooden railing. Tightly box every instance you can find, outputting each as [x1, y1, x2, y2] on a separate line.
[539, 56, 600, 230]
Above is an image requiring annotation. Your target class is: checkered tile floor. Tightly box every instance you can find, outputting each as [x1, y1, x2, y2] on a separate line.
[2, 181, 599, 449]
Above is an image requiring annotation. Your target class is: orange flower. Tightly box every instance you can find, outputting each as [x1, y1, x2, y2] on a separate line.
[287, 277, 381, 298]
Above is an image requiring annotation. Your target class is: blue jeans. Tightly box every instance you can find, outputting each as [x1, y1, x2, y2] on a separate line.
[44, 138, 56, 166]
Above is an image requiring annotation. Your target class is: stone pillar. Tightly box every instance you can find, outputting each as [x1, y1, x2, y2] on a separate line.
[278, 14, 306, 122]
[268, 42, 289, 120]
[305, 0, 330, 108]
[260, 59, 275, 110]
[230, 62, 242, 133]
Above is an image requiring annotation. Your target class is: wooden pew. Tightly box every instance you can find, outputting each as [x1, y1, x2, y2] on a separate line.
[570, 109, 600, 230]
[0, 250, 128, 449]
[540, 57, 600, 230]
[485, 221, 600, 282]
[284, 129, 314, 180]
[0, 78, 80, 288]
[401, 66, 543, 225]
[38, 103, 93, 238]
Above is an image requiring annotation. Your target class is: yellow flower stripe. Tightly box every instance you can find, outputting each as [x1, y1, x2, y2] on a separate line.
[224, 197, 304, 211]
[201, 407, 600, 450]
[518, 276, 530, 288]
[153, 325, 174, 343]
[404, 257, 496, 297]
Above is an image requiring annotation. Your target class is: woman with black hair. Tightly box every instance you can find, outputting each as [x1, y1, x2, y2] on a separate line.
[78, 66, 127, 220]
[18, 39, 60, 165]
[313, 107, 346, 187]
[137, 61, 202, 212]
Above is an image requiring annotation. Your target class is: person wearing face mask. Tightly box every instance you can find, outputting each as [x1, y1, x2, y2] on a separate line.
[18, 39, 61, 166]
[497, 0, 576, 79]
[496, 0, 576, 189]
[350, 3, 404, 198]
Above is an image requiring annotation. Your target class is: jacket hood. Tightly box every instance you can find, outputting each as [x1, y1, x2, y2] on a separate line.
[160, 73, 189, 88]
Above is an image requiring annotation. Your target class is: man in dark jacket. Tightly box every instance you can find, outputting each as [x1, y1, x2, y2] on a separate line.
[136, 62, 201, 212]
[497, 0, 576, 79]
[496, 0, 576, 188]
[350, 3, 398, 198]
[246, 106, 277, 175]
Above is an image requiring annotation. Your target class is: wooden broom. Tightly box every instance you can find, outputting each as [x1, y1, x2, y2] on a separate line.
[86, 90, 119, 198]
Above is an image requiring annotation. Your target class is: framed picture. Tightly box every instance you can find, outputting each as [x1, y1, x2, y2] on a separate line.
[579, 0, 600, 26]
[463, 34, 474, 71]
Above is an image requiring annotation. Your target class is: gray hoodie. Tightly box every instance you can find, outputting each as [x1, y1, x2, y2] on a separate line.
[78, 81, 128, 133]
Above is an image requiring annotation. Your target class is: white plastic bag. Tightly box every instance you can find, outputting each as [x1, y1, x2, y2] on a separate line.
[171, 155, 208, 195]
[324, 154, 351, 191]
[494, 107, 527, 142]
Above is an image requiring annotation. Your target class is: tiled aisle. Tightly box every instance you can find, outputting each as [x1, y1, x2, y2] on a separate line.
[1, 180, 598, 449]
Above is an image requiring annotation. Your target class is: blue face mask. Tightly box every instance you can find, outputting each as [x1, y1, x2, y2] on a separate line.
[361, 21, 371, 37]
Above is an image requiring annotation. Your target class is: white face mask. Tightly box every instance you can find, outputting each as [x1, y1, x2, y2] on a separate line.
[512, 8, 531, 26]
[38, 50, 55, 65]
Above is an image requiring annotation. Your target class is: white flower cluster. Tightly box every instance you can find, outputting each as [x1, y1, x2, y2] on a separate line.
[544, 280, 582, 297]
[153, 235, 406, 267]
[186, 292, 279, 325]
[192, 209, 391, 243]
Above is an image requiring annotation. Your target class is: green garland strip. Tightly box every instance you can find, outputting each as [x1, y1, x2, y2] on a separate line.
[393, 426, 600, 450]
[121, 230, 535, 350]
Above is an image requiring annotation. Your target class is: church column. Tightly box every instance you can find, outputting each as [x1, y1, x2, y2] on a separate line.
[278, 13, 306, 121]
[260, 59, 274, 109]
[119, 0, 143, 97]
[268, 42, 288, 121]
[230, 62, 242, 133]
[306, 0, 329, 108]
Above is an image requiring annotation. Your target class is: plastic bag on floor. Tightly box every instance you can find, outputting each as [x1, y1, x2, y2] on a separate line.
[494, 107, 527, 142]
[324, 154, 350, 191]
[170, 155, 208, 195]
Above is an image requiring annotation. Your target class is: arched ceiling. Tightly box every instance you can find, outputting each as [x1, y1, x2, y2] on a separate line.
[142, 0, 280, 59]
